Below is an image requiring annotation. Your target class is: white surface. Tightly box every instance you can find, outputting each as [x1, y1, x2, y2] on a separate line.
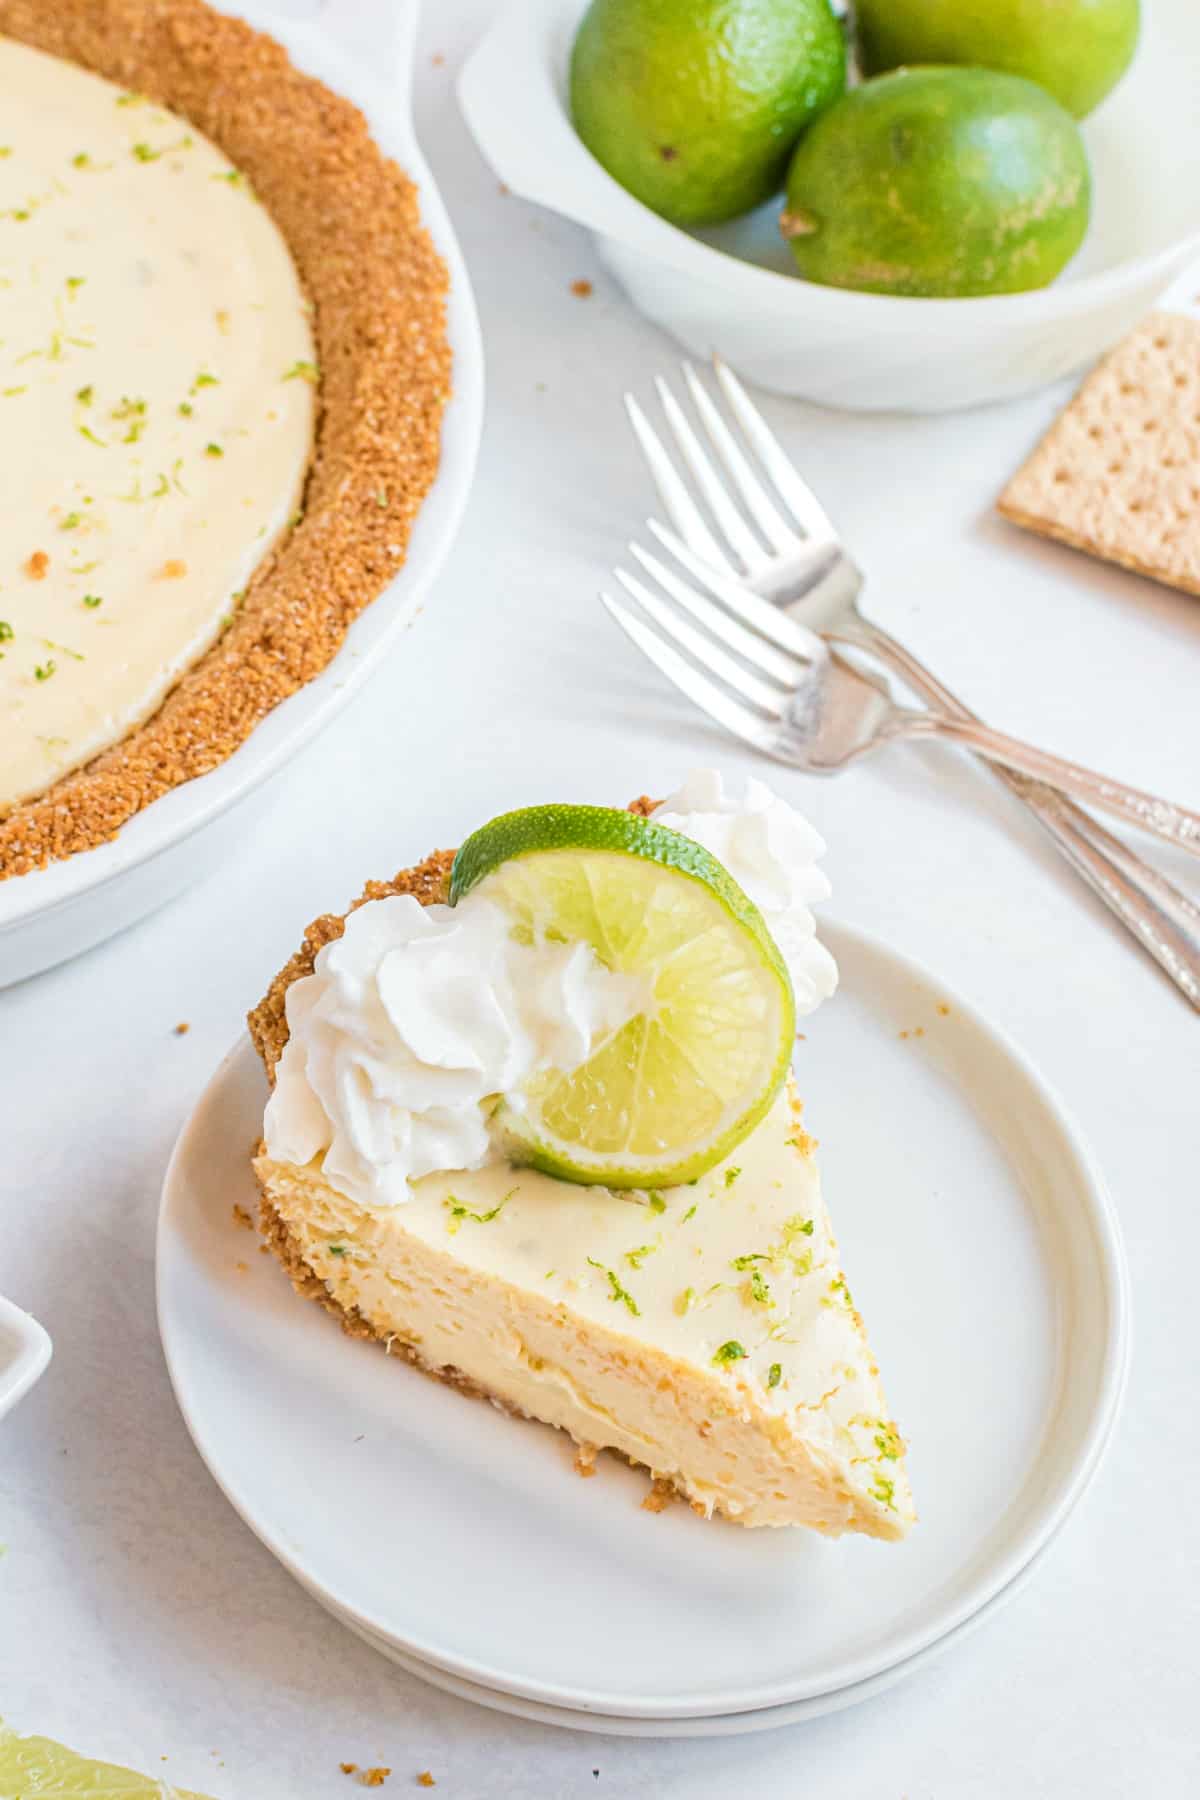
[460, 0, 1200, 410]
[1, 0, 1198, 1794]
[156, 926, 1127, 1720]
[0, 1, 483, 987]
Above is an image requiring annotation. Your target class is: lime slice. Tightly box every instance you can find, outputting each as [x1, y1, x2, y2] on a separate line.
[450, 805, 795, 1188]
[0, 1720, 214, 1797]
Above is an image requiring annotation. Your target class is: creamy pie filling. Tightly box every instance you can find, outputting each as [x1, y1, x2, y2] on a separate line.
[256, 1084, 914, 1536]
[0, 35, 315, 812]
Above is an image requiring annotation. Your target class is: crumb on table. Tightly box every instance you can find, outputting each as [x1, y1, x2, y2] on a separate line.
[174, 1021, 190, 1036]
[570, 278, 593, 298]
[25, 549, 49, 578]
[232, 1204, 253, 1230]
[340, 1764, 357, 1776]
[642, 1477, 675, 1514]
[361, 1770, 390, 1789]
[417, 1776, 436, 1791]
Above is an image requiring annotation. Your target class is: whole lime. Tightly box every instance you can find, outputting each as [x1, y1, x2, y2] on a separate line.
[569, 0, 847, 228]
[781, 67, 1091, 298]
[856, 0, 1140, 120]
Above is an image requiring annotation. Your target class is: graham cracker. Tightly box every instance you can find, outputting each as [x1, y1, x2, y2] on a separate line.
[997, 309, 1200, 598]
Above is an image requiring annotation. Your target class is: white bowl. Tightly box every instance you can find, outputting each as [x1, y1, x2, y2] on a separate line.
[0, 1296, 52, 1424]
[460, 0, 1200, 411]
[0, 3, 484, 989]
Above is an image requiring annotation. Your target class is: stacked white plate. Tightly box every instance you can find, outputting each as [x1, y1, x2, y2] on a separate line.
[157, 925, 1129, 1735]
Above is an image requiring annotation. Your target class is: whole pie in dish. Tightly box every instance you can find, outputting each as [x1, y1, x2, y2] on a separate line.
[0, 0, 450, 880]
[248, 783, 915, 1537]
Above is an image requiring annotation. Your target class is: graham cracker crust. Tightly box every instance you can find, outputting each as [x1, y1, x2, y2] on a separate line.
[0, 0, 451, 877]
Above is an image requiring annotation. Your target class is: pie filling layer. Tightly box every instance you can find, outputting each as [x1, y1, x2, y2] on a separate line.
[256, 1083, 914, 1536]
[0, 34, 315, 813]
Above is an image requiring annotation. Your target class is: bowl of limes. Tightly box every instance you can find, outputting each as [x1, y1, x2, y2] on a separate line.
[459, 0, 1200, 411]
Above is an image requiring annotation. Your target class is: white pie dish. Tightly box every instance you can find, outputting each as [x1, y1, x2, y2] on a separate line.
[0, 1296, 52, 1424]
[0, 2, 483, 990]
[157, 922, 1129, 1722]
[460, 0, 1200, 412]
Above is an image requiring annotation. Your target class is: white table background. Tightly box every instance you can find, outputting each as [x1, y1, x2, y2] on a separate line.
[3, 2, 1199, 1793]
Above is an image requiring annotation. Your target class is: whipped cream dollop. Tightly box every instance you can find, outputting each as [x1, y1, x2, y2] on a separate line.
[652, 770, 838, 1014]
[264, 895, 640, 1208]
[264, 772, 837, 1210]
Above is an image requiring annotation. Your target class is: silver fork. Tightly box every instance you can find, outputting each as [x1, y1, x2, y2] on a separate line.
[603, 539, 1200, 851]
[607, 361, 1200, 1009]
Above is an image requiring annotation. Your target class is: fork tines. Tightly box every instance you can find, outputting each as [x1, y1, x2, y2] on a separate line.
[604, 360, 834, 749]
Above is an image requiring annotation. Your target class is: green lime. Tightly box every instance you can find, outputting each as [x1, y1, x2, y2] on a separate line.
[0, 1720, 214, 1797]
[856, 0, 1140, 120]
[781, 67, 1091, 297]
[450, 805, 796, 1188]
[569, 0, 846, 227]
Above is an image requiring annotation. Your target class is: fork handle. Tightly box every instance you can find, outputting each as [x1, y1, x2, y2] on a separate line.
[843, 618, 1200, 1011]
[908, 713, 1200, 858]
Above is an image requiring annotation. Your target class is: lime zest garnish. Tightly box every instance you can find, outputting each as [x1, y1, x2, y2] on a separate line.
[443, 1189, 516, 1234]
[822, 1275, 854, 1312]
[587, 1258, 640, 1316]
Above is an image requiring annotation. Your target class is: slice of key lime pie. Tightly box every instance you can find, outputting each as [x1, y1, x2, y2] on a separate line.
[250, 774, 914, 1538]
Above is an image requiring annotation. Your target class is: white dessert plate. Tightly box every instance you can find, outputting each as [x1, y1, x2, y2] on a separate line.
[316, 1527, 1058, 1735]
[157, 922, 1128, 1721]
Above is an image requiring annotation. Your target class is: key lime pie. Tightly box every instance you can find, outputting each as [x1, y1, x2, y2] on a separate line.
[0, 0, 449, 876]
[250, 775, 914, 1538]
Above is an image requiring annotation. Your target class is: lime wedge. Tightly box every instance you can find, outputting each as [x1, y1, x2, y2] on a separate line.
[450, 805, 795, 1188]
[0, 1720, 214, 1797]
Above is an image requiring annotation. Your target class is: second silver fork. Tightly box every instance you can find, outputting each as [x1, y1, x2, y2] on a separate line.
[615, 359, 1200, 1011]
